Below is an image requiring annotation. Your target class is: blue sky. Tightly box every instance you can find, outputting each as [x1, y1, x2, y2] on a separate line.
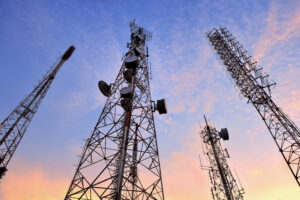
[1, 0, 300, 199]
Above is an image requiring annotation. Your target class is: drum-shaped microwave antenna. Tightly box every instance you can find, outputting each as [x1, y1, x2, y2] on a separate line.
[120, 86, 132, 98]
[134, 47, 143, 56]
[123, 69, 136, 83]
[156, 99, 167, 114]
[98, 81, 111, 97]
[124, 55, 139, 69]
[219, 128, 229, 140]
[121, 98, 131, 111]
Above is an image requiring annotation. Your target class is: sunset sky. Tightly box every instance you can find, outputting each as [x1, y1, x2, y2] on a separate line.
[1, 0, 300, 199]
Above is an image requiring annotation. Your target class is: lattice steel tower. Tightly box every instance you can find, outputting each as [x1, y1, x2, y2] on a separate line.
[0, 46, 75, 179]
[65, 21, 167, 200]
[199, 116, 245, 200]
[207, 27, 300, 186]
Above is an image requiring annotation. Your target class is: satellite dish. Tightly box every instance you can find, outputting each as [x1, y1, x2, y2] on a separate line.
[124, 55, 139, 69]
[120, 86, 132, 98]
[156, 99, 167, 114]
[219, 128, 229, 140]
[98, 81, 111, 97]
[123, 69, 136, 83]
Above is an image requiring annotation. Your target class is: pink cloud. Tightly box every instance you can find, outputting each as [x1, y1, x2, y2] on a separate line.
[254, 2, 300, 63]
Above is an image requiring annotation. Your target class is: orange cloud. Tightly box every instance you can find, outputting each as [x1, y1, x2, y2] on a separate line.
[237, 157, 300, 200]
[161, 121, 300, 200]
[162, 151, 211, 200]
[0, 162, 68, 200]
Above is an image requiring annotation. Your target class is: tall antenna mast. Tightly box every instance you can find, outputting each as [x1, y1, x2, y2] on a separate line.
[0, 46, 75, 179]
[200, 115, 245, 200]
[65, 21, 167, 200]
[207, 27, 300, 186]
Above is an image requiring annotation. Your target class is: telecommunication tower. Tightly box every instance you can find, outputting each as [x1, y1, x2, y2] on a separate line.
[199, 115, 245, 200]
[65, 21, 167, 200]
[0, 46, 75, 179]
[207, 27, 300, 186]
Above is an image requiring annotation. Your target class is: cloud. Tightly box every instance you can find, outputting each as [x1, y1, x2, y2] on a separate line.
[162, 123, 211, 200]
[162, 151, 210, 200]
[273, 66, 300, 124]
[254, 2, 300, 63]
[0, 162, 68, 200]
[250, 1, 300, 125]
[161, 118, 300, 200]
[237, 156, 300, 200]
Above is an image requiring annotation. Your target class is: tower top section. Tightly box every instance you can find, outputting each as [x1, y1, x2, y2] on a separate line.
[130, 19, 152, 43]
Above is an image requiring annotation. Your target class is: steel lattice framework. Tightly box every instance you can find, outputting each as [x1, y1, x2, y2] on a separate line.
[0, 46, 75, 179]
[207, 27, 300, 186]
[200, 116, 244, 200]
[65, 21, 166, 200]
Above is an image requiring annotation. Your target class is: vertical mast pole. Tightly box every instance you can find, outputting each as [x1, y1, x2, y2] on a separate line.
[204, 116, 233, 200]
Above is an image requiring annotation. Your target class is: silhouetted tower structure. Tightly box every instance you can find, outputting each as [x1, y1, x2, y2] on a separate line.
[0, 46, 75, 179]
[65, 21, 167, 200]
[199, 116, 245, 200]
[207, 27, 300, 186]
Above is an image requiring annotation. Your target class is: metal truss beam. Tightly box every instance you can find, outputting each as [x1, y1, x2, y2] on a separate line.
[0, 46, 75, 179]
[207, 27, 300, 186]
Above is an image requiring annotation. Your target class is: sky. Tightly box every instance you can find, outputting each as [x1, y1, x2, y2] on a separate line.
[0, 0, 300, 199]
